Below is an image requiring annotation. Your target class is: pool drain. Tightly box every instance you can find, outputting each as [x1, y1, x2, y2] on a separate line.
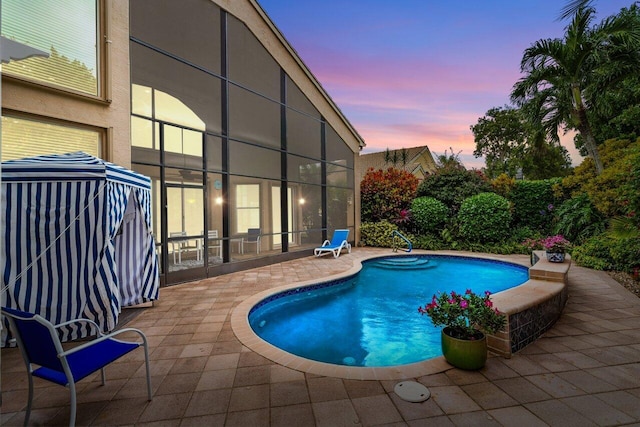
[394, 381, 430, 402]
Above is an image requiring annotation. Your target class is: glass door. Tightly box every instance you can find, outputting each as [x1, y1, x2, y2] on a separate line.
[165, 182, 205, 283]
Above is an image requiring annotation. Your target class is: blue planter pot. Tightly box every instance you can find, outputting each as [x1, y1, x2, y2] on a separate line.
[546, 252, 565, 263]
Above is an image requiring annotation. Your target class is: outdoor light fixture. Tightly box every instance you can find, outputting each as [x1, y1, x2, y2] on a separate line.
[215, 196, 223, 205]
[299, 198, 305, 205]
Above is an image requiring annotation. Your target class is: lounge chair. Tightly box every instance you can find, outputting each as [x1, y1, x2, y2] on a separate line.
[314, 229, 351, 258]
[1, 306, 152, 426]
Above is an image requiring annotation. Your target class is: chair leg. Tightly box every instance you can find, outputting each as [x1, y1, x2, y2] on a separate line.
[101, 367, 107, 385]
[142, 342, 153, 402]
[24, 373, 34, 427]
[143, 342, 153, 401]
[69, 382, 77, 427]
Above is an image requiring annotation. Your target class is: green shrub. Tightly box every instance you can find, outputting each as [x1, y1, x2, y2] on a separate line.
[511, 226, 543, 244]
[412, 232, 446, 250]
[552, 193, 606, 244]
[411, 197, 449, 233]
[416, 168, 492, 214]
[561, 138, 640, 218]
[571, 234, 616, 270]
[458, 193, 512, 243]
[360, 221, 398, 247]
[509, 179, 562, 233]
[609, 237, 640, 273]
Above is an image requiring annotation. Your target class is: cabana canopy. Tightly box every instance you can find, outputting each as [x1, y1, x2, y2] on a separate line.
[1, 152, 159, 342]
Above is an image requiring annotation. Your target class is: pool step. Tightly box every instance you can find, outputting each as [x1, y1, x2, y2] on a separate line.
[371, 257, 436, 270]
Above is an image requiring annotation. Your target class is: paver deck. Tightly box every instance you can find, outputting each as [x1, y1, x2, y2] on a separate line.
[2, 248, 640, 426]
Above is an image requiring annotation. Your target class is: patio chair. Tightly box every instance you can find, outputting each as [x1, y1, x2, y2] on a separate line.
[314, 229, 351, 258]
[1, 306, 152, 427]
[170, 231, 201, 264]
[243, 228, 261, 254]
[207, 229, 222, 258]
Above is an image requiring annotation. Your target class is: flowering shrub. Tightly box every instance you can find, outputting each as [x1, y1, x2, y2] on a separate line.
[360, 167, 419, 223]
[541, 235, 571, 253]
[418, 290, 506, 340]
[522, 237, 544, 251]
[522, 235, 571, 253]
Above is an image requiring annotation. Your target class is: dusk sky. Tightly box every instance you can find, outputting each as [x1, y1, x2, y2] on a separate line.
[258, 0, 633, 169]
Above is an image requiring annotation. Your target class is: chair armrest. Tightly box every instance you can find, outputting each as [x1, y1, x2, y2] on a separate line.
[54, 318, 103, 337]
[60, 327, 149, 357]
[321, 240, 330, 247]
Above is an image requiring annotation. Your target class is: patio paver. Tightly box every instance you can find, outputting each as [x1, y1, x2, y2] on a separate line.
[2, 248, 640, 426]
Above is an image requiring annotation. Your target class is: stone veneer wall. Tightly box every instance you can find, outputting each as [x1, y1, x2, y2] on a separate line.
[507, 287, 568, 353]
[488, 251, 571, 357]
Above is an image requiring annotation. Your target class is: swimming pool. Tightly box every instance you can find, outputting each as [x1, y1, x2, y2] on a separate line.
[248, 255, 528, 367]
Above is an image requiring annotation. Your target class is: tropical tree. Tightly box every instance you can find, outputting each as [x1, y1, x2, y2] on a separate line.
[471, 106, 571, 179]
[471, 106, 527, 178]
[384, 147, 410, 167]
[511, 3, 640, 175]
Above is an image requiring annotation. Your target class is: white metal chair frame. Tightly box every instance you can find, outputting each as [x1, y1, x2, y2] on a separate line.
[170, 231, 202, 264]
[206, 230, 222, 257]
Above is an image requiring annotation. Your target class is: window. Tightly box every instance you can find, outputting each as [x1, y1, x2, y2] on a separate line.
[1, 0, 100, 96]
[1, 115, 101, 161]
[235, 184, 260, 234]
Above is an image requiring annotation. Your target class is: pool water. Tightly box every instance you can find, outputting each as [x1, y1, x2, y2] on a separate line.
[249, 255, 528, 367]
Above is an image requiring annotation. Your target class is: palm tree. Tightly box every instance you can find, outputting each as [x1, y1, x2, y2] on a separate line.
[511, 3, 640, 174]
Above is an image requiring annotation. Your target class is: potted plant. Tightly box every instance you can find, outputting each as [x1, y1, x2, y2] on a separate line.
[542, 235, 571, 263]
[418, 289, 506, 370]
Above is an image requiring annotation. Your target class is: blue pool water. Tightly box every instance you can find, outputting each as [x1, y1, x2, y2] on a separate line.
[249, 255, 528, 367]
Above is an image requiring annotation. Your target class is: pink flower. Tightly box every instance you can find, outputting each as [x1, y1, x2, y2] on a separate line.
[460, 300, 468, 309]
[485, 300, 493, 308]
[465, 289, 472, 295]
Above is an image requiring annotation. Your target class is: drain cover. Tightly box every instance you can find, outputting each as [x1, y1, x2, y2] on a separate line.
[394, 381, 431, 402]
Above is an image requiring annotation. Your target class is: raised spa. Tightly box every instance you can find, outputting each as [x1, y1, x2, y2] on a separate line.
[248, 255, 528, 367]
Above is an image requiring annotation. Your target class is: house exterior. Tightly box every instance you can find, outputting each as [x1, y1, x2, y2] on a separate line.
[357, 146, 438, 182]
[1, 0, 365, 285]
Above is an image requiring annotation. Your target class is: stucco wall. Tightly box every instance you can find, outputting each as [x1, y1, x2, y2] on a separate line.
[1, 0, 131, 167]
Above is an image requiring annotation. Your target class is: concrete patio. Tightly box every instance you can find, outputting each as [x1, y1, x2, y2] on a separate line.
[2, 248, 640, 426]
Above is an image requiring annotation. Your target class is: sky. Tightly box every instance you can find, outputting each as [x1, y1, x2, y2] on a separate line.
[257, 0, 633, 169]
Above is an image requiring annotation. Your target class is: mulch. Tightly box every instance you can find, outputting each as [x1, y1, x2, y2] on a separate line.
[609, 271, 640, 298]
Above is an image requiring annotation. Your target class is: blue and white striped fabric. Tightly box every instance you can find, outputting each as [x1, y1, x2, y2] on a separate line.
[1, 152, 159, 343]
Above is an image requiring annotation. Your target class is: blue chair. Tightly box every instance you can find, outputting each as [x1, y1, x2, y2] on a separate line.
[314, 229, 351, 258]
[1, 306, 152, 427]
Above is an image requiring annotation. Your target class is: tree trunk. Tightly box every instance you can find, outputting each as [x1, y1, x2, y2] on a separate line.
[575, 107, 604, 175]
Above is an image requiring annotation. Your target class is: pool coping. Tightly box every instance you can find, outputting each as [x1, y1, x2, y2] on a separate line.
[231, 250, 554, 380]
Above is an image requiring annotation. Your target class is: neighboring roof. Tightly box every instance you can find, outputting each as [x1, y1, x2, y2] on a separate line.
[358, 146, 438, 179]
[0, 36, 49, 64]
[1, 152, 151, 189]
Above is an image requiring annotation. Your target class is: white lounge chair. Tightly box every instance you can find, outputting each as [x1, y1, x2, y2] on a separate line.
[314, 229, 351, 258]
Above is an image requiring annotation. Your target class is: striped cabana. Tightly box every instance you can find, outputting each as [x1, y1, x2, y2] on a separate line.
[1, 152, 159, 343]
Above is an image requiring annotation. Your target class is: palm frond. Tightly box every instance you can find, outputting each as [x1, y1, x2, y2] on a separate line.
[609, 216, 640, 239]
[559, 0, 595, 21]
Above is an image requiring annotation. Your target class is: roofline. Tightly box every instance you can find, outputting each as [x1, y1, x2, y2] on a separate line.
[248, 0, 366, 149]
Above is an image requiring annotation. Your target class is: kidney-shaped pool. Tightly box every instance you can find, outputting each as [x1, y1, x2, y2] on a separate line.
[248, 255, 528, 367]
